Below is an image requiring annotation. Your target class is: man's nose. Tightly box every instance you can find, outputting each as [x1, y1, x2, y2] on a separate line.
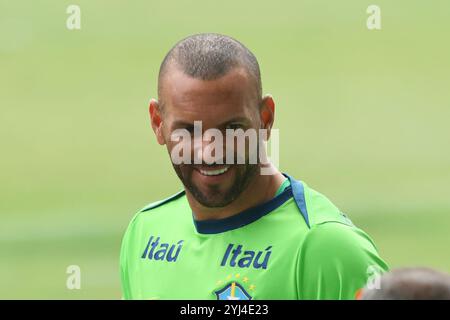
[192, 134, 225, 164]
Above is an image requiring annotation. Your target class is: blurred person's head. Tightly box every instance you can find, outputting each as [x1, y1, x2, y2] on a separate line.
[359, 267, 450, 300]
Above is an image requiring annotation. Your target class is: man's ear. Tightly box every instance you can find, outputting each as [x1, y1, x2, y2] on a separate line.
[260, 94, 275, 140]
[149, 99, 165, 145]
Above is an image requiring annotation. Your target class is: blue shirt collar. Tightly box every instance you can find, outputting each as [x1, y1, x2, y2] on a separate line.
[192, 174, 294, 234]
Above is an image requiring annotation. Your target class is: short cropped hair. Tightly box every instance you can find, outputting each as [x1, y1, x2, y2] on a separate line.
[158, 33, 262, 104]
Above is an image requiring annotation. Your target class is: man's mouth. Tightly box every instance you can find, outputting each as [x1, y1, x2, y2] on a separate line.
[197, 165, 230, 176]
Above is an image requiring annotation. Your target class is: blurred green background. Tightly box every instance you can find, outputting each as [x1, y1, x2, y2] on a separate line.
[1, 0, 449, 299]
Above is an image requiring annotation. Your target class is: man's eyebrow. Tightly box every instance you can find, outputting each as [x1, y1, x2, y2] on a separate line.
[219, 117, 250, 127]
[171, 120, 194, 128]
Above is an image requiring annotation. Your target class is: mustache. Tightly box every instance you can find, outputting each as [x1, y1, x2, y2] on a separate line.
[172, 153, 254, 166]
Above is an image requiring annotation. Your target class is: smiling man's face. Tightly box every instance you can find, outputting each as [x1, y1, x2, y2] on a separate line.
[155, 65, 262, 208]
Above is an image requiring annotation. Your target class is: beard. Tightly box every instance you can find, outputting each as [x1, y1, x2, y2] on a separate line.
[172, 162, 258, 208]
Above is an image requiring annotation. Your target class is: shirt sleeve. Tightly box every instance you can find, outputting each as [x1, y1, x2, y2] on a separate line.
[119, 217, 135, 300]
[297, 222, 389, 300]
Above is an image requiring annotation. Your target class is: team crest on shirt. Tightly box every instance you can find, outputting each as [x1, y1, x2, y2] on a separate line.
[214, 274, 254, 300]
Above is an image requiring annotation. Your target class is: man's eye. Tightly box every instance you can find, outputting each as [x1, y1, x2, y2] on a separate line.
[184, 125, 195, 133]
[225, 123, 244, 130]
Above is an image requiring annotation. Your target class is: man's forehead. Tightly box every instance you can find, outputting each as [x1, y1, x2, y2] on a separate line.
[166, 100, 253, 128]
[160, 65, 256, 109]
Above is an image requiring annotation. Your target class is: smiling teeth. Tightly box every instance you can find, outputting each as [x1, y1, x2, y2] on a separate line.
[199, 166, 230, 176]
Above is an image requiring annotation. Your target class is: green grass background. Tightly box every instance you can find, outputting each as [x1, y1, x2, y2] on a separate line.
[1, 0, 449, 299]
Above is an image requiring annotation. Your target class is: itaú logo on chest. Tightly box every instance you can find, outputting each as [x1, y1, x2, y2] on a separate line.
[220, 244, 272, 269]
[141, 236, 184, 262]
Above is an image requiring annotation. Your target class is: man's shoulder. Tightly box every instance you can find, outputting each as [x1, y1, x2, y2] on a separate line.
[129, 190, 187, 226]
[120, 190, 189, 261]
[297, 183, 388, 271]
[301, 181, 354, 228]
[139, 190, 186, 213]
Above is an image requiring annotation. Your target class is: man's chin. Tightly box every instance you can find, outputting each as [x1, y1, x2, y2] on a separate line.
[190, 185, 236, 208]
[175, 164, 258, 208]
[194, 195, 235, 208]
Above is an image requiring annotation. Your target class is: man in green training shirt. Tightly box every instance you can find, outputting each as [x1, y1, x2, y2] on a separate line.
[120, 33, 388, 300]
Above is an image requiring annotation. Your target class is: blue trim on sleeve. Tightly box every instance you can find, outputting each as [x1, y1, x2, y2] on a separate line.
[283, 173, 310, 228]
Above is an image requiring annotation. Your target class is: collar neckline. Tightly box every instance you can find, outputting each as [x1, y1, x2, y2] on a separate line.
[192, 178, 293, 234]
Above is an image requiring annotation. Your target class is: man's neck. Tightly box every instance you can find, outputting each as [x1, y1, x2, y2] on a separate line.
[187, 165, 286, 221]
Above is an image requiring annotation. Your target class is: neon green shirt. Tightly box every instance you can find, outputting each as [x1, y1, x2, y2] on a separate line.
[120, 173, 388, 300]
